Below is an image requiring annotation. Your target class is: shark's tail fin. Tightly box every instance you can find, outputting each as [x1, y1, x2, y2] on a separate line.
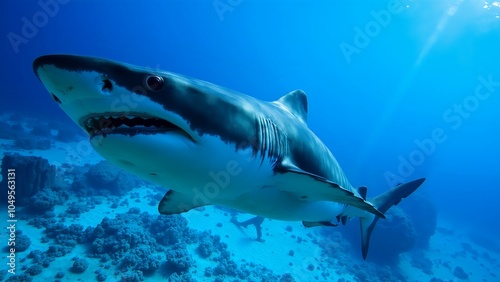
[359, 178, 426, 259]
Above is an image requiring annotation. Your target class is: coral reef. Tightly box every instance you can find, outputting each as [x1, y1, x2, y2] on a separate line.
[30, 188, 68, 212]
[14, 137, 52, 150]
[149, 214, 196, 246]
[55, 127, 84, 142]
[71, 160, 144, 196]
[0, 120, 21, 140]
[25, 264, 42, 276]
[453, 266, 469, 280]
[71, 257, 89, 273]
[196, 231, 225, 258]
[0, 154, 56, 206]
[166, 243, 195, 272]
[15, 231, 31, 252]
[168, 272, 193, 282]
[120, 270, 144, 282]
[5, 273, 33, 281]
[29, 124, 51, 137]
[410, 251, 434, 275]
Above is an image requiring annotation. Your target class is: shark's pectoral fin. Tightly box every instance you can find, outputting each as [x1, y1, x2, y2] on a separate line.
[274, 165, 384, 218]
[158, 190, 207, 215]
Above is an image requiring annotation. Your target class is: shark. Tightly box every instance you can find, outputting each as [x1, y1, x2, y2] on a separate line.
[33, 54, 425, 259]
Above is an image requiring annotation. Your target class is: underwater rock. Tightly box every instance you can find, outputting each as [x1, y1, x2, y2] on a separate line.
[339, 206, 417, 264]
[401, 193, 437, 249]
[1, 153, 56, 206]
[371, 207, 417, 262]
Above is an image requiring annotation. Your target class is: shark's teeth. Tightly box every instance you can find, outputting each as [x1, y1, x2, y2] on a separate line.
[83, 115, 180, 135]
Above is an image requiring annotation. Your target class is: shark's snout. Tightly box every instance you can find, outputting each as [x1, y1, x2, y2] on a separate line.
[33, 55, 196, 141]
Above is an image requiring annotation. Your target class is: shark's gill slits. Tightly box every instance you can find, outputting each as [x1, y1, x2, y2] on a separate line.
[257, 117, 287, 167]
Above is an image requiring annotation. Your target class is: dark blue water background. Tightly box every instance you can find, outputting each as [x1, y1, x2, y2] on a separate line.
[1, 0, 499, 242]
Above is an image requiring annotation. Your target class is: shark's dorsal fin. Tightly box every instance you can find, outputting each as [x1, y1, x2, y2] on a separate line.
[276, 89, 308, 124]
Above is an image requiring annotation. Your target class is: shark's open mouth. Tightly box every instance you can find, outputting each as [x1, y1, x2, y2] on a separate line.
[82, 115, 187, 138]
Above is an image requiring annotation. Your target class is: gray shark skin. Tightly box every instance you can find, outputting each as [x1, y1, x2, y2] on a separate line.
[33, 55, 425, 259]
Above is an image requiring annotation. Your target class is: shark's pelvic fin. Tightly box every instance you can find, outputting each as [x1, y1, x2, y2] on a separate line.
[302, 221, 338, 228]
[275, 89, 308, 124]
[357, 186, 367, 200]
[274, 164, 385, 218]
[158, 190, 207, 215]
[359, 178, 426, 260]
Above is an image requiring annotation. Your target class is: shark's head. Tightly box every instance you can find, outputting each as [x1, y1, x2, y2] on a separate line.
[33, 55, 258, 186]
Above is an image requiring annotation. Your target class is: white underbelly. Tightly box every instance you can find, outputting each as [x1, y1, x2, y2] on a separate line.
[93, 133, 344, 222]
[219, 187, 345, 222]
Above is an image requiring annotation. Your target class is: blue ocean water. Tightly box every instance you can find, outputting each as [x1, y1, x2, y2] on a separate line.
[1, 0, 500, 281]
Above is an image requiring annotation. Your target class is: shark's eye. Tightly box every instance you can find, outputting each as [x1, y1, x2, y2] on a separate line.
[145, 75, 164, 91]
